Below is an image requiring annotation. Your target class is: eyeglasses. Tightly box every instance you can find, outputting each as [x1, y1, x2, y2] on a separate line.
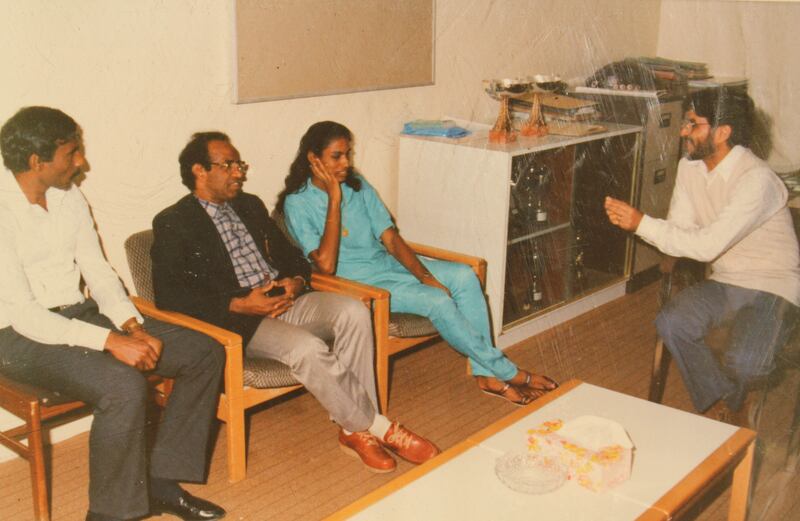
[210, 160, 249, 173]
[680, 119, 710, 131]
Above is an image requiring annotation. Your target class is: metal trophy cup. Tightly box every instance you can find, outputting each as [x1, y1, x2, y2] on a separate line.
[484, 78, 532, 144]
[520, 74, 562, 138]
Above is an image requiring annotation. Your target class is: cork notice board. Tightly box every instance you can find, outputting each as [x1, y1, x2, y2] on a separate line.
[234, 0, 435, 103]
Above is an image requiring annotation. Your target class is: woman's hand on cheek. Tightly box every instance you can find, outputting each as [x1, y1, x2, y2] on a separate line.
[309, 155, 341, 198]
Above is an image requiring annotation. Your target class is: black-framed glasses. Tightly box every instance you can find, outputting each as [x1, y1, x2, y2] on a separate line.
[680, 119, 710, 132]
[210, 160, 249, 173]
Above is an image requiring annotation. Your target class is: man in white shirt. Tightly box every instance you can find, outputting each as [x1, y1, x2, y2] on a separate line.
[0, 107, 226, 521]
[604, 88, 800, 424]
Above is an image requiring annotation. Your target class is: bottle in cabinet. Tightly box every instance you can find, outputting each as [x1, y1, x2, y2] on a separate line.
[533, 164, 551, 224]
[510, 164, 552, 229]
[523, 240, 546, 311]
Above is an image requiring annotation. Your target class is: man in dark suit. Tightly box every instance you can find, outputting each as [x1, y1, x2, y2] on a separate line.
[0, 107, 225, 521]
[151, 132, 438, 473]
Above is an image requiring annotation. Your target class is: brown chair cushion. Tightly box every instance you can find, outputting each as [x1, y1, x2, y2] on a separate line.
[124, 230, 156, 302]
[388, 313, 437, 338]
[242, 358, 300, 388]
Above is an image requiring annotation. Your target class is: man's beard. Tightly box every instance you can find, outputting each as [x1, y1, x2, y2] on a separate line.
[685, 135, 716, 161]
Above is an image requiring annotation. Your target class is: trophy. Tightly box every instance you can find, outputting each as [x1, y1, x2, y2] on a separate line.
[483, 78, 533, 144]
[520, 74, 564, 138]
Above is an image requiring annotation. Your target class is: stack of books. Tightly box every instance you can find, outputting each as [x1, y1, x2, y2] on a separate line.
[637, 56, 711, 81]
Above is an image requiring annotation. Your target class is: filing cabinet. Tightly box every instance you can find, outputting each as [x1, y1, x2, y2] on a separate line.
[574, 88, 684, 291]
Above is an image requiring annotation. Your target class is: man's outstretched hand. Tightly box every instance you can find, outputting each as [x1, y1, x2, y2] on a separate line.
[604, 196, 643, 232]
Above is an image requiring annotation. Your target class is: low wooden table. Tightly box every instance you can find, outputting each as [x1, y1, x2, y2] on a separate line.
[327, 380, 756, 520]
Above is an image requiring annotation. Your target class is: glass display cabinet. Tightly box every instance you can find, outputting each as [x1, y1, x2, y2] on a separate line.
[398, 122, 641, 346]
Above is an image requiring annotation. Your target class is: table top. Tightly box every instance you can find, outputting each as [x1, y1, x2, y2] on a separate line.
[400, 120, 641, 156]
[328, 380, 755, 521]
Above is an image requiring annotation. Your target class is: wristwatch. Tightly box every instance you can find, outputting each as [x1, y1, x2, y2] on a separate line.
[296, 275, 312, 293]
[121, 317, 144, 334]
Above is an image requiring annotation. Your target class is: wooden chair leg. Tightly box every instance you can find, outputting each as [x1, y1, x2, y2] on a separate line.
[375, 340, 390, 414]
[373, 299, 391, 414]
[648, 337, 671, 403]
[222, 344, 246, 483]
[28, 403, 50, 521]
[785, 376, 800, 473]
[225, 403, 246, 483]
[748, 386, 770, 432]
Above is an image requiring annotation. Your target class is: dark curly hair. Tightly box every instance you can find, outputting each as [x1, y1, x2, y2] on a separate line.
[1, 106, 80, 174]
[275, 121, 361, 213]
[686, 87, 754, 148]
[178, 131, 230, 190]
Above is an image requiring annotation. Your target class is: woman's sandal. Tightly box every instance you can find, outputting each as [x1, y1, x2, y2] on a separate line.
[521, 371, 559, 392]
[480, 382, 533, 407]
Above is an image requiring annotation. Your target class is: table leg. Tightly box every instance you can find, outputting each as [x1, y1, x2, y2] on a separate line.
[728, 439, 755, 521]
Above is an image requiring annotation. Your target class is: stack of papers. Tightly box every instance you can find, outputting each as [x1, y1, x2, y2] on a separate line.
[637, 56, 711, 80]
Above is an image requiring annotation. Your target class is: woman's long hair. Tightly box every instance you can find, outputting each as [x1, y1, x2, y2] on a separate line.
[275, 121, 362, 213]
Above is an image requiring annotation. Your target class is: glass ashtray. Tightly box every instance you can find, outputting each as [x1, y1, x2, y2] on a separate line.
[495, 451, 568, 495]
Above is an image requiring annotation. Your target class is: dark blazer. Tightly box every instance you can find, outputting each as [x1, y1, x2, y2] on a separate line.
[151, 193, 311, 345]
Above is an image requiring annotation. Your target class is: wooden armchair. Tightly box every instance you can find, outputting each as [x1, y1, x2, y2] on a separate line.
[0, 375, 88, 521]
[311, 241, 487, 413]
[270, 212, 487, 413]
[1, 309, 177, 521]
[125, 231, 302, 484]
[126, 228, 486, 492]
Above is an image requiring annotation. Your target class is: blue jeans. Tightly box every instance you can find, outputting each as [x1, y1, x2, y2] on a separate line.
[371, 258, 517, 380]
[656, 280, 798, 412]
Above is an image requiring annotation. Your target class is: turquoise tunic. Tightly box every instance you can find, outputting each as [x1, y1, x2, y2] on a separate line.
[284, 176, 517, 379]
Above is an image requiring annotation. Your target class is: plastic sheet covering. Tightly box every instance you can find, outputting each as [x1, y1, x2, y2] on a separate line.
[0, 2, 799, 520]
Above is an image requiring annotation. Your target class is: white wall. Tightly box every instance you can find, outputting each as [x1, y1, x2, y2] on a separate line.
[657, 0, 800, 172]
[0, 0, 660, 459]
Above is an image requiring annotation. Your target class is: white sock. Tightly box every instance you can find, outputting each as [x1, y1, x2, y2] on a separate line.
[368, 414, 393, 440]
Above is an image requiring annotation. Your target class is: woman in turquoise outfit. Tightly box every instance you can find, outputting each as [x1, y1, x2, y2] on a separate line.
[277, 121, 557, 405]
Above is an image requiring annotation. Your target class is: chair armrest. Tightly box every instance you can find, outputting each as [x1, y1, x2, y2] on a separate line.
[132, 296, 242, 349]
[406, 241, 487, 288]
[310, 273, 389, 306]
[0, 374, 42, 406]
[659, 255, 679, 275]
[657, 256, 708, 308]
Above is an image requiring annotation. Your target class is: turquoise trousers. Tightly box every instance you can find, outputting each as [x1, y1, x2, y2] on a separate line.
[357, 257, 518, 380]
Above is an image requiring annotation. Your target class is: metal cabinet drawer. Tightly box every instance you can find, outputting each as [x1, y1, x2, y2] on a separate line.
[643, 100, 683, 164]
[638, 155, 679, 218]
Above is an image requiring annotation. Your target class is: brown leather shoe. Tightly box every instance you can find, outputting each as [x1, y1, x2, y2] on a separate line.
[381, 422, 440, 464]
[339, 430, 396, 473]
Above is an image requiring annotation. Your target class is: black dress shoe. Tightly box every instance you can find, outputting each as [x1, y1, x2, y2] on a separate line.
[150, 492, 226, 520]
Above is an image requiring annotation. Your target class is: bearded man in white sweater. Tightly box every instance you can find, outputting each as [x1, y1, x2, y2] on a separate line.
[604, 88, 799, 424]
